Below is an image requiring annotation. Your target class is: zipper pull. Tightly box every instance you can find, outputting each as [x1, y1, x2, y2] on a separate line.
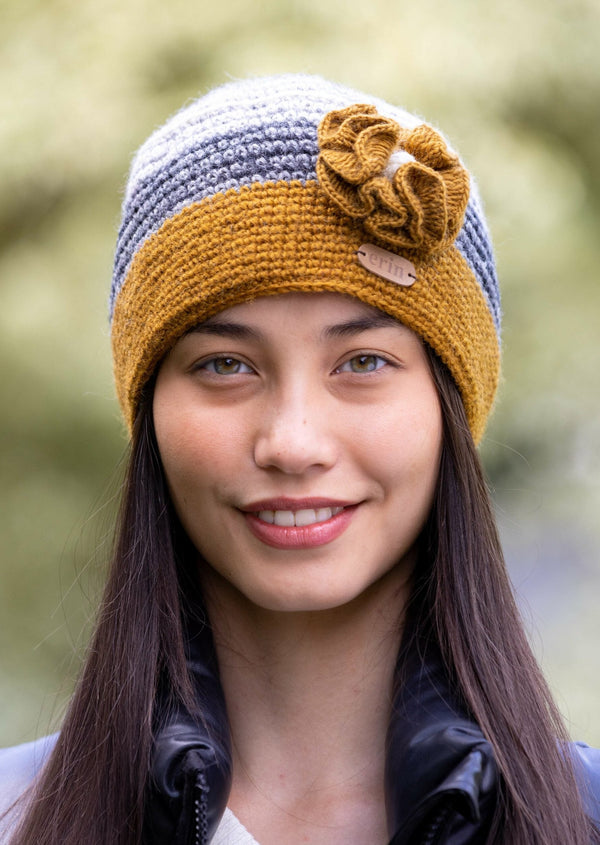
[192, 771, 210, 845]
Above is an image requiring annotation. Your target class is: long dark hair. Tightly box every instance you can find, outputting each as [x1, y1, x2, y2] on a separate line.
[423, 345, 596, 843]
[10, 351, 597, 844]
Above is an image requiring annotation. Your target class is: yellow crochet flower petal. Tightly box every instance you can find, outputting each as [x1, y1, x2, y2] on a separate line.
[317, 104, 400, 194]
[317, 106, 470, 256]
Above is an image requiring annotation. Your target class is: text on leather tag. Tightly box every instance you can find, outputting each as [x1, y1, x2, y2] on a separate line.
[357, 244, 417, 287]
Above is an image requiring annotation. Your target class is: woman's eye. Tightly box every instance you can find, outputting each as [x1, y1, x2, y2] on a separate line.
[201, 357, 252, 375]
[338, 354, 388, 374]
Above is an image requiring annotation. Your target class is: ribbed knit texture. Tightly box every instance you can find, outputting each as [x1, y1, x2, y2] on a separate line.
[111, 74, 501, 442]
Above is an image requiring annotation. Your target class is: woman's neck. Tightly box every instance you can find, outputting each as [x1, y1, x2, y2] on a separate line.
[201, 561, 411, 845]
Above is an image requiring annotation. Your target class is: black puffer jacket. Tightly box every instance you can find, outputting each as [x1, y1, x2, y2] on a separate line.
[143, 615, 600, 845]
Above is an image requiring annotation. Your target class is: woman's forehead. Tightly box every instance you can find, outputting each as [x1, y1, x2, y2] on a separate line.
[191, 291, 404, 330]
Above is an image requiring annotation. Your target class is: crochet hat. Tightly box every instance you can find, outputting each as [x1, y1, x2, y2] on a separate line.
[111, 74, 500, 442]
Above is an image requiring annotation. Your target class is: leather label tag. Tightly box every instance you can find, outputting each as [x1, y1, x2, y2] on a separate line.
[357, 244, 417, 287]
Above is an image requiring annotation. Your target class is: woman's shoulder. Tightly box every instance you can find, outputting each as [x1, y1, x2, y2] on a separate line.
[572, 741, 600, 826]
[0, 733, 58, 836]
[0, 733, 57, 794]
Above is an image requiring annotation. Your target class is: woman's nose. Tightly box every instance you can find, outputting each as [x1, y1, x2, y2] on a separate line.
[253, 389, 338, 475]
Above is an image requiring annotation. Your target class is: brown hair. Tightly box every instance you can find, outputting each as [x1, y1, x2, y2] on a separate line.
[9, 352, 597, 844]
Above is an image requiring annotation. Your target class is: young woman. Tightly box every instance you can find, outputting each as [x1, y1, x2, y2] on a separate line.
[1, 74, 599, 845]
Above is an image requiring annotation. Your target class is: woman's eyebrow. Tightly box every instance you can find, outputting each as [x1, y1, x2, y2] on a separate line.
[189, 321, 264, 340]
[188, 313, 401, 341]
[323, 314, 401, 338]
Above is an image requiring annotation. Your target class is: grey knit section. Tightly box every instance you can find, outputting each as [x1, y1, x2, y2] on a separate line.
[456, 201, 501, 334]
[111, 74, 501, 341]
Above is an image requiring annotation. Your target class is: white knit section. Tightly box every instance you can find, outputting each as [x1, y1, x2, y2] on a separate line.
[211, 808, 261, 844]
[383, 148, 416, 178]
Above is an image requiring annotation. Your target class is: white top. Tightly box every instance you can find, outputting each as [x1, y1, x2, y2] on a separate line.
[213, 808, 260, 844]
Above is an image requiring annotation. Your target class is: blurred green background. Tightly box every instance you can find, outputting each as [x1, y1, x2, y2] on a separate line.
[1, 0, 599, 746]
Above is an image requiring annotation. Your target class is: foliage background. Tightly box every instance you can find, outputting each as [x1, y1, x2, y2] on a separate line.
[1, 0, 599, 746]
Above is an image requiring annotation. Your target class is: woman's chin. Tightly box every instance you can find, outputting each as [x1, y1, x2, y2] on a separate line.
[201, 560, 411, 619]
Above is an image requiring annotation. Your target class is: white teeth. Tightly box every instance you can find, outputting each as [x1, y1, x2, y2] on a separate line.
[295, 508, 323, 527]
[256, 507, 344, 527]
[273, 510, 295, 527]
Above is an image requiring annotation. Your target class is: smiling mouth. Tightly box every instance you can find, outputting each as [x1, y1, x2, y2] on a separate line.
[243, 503, 356, 549]
[254, 507, 345, 527]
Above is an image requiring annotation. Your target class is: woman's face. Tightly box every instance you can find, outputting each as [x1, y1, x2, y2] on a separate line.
[153, 293, 442, 613]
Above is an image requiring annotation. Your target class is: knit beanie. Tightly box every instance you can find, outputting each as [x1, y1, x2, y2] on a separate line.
[111, 74, 501, 442]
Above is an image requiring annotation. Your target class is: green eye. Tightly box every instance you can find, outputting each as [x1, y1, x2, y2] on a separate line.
[342, 354, 386, 373]
[351, 355, 378, 373]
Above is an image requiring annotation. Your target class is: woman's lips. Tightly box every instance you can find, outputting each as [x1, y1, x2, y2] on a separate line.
[241, 501, 358, 550]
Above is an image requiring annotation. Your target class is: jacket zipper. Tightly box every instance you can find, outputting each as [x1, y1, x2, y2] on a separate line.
[417, 803, 452, 845]
[192, 771, 210, 845]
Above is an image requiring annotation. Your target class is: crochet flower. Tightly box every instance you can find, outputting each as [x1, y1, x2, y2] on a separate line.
[316, 104, 470, 255]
